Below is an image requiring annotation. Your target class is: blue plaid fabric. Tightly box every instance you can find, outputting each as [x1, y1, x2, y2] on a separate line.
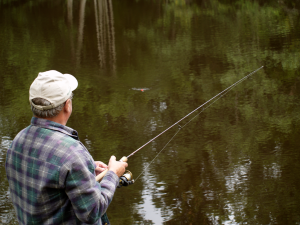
[5, 117, 118, 225]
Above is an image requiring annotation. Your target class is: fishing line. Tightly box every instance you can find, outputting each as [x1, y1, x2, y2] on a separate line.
[135, 129, 181, 181]
[135, 74, 243, 181]
[133, 66, 264, 182]
[128, 66, 263, 159]
[135, 87, 228, 181]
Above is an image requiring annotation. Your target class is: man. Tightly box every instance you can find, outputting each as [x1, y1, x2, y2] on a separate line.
[5, 70, 127, 225]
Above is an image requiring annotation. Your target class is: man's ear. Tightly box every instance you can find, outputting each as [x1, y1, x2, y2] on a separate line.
[64, 99, 72, 113]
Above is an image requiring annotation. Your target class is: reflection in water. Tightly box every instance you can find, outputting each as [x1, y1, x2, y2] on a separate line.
[94, 0, 116, 71]
[67, 0, 87, 67]
[67, 0, 75, 64]
[67, 0, 86, 66]
[77, 0, 87, 66]
[1, 0, 300, 224]
[0, 137, 15, 224]
[136, 171, 164, 224]
[135, 166, 172, 224]
[66, 0, 116, 70]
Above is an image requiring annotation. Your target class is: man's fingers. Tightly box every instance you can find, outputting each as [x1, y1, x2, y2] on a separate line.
[107, 156, 129, 177]
[98, 162, 108, 168]
[95, 167, 106, 173]
[95, 161, 108, 168]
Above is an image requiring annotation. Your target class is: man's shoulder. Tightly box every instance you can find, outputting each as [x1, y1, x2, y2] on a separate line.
[12, 124, 80, 148]
[13, 125, 30, 141]
[10, 124, 92, 167]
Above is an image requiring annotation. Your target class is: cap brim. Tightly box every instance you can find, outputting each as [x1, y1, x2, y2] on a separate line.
[64, 74, 78, 91]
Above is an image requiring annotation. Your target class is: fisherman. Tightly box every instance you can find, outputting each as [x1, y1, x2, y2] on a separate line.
[5, 70, 127, 225]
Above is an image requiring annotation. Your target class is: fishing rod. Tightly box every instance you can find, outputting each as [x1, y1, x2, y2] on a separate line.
[96, 66, 264, 186]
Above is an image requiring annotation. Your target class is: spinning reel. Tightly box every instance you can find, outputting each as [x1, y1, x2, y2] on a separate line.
[118, 170, 134, 188]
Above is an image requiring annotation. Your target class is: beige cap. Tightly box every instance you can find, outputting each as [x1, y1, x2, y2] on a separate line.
[29, 70, 78, 110]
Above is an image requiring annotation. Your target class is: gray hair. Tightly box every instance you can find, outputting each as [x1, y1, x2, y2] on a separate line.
[31, 93, 73, 118]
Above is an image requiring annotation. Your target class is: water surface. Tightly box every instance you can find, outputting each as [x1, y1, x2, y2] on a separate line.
[1, 0, 300, 224]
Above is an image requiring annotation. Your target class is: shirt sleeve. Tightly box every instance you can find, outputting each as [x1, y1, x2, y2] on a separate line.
[62, 154, 119, 224]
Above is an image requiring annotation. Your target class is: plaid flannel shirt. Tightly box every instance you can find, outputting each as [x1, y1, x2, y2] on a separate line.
[5, 117, 119, 225]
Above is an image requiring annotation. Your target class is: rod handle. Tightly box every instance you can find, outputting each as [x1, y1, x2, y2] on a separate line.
[95, 156, 128, 182]
[95, 169, 108, 182]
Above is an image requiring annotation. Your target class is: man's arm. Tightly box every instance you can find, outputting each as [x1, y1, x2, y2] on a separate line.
[63, 155, 119, 224]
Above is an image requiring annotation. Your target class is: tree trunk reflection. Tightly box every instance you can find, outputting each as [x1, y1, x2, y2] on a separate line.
[77, 0, 87, 66]
[94, 0, 116, 72]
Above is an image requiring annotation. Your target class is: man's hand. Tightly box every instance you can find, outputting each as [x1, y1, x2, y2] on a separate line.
[108, 156, 128, 177]
[95, 161, 108, 176]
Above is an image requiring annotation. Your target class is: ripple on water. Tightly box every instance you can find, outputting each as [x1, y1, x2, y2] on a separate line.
[0, 136, 17, 224]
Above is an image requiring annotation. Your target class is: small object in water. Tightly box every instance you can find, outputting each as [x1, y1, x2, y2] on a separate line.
[131, 88, 150, 92]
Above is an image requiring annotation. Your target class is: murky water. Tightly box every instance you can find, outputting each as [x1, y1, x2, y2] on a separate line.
[1, 0, 300, 224]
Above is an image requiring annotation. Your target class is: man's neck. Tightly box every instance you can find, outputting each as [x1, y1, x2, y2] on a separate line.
[34, 113, 68, 126]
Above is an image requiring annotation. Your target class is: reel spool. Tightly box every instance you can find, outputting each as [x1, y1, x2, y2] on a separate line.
[118, 170, 134, 188]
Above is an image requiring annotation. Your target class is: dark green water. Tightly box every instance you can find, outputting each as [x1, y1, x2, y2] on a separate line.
[1, 0, 300, 224]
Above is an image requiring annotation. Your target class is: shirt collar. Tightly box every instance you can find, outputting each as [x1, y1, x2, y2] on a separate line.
[30, 117, 79, 140]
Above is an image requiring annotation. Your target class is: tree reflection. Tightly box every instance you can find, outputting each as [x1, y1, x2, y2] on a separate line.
[94, 0, 116, 71]
[67, 0, 86, 67]
[67, 0, 116, 71]
[67, 0, 75, 65]
[77, 0, 87, 66]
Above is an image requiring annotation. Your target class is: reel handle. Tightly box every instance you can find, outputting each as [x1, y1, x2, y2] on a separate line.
[95, 156, 128, 182]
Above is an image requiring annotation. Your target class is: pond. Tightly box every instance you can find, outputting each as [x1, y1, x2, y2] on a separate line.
[1, 0, 300, 224]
